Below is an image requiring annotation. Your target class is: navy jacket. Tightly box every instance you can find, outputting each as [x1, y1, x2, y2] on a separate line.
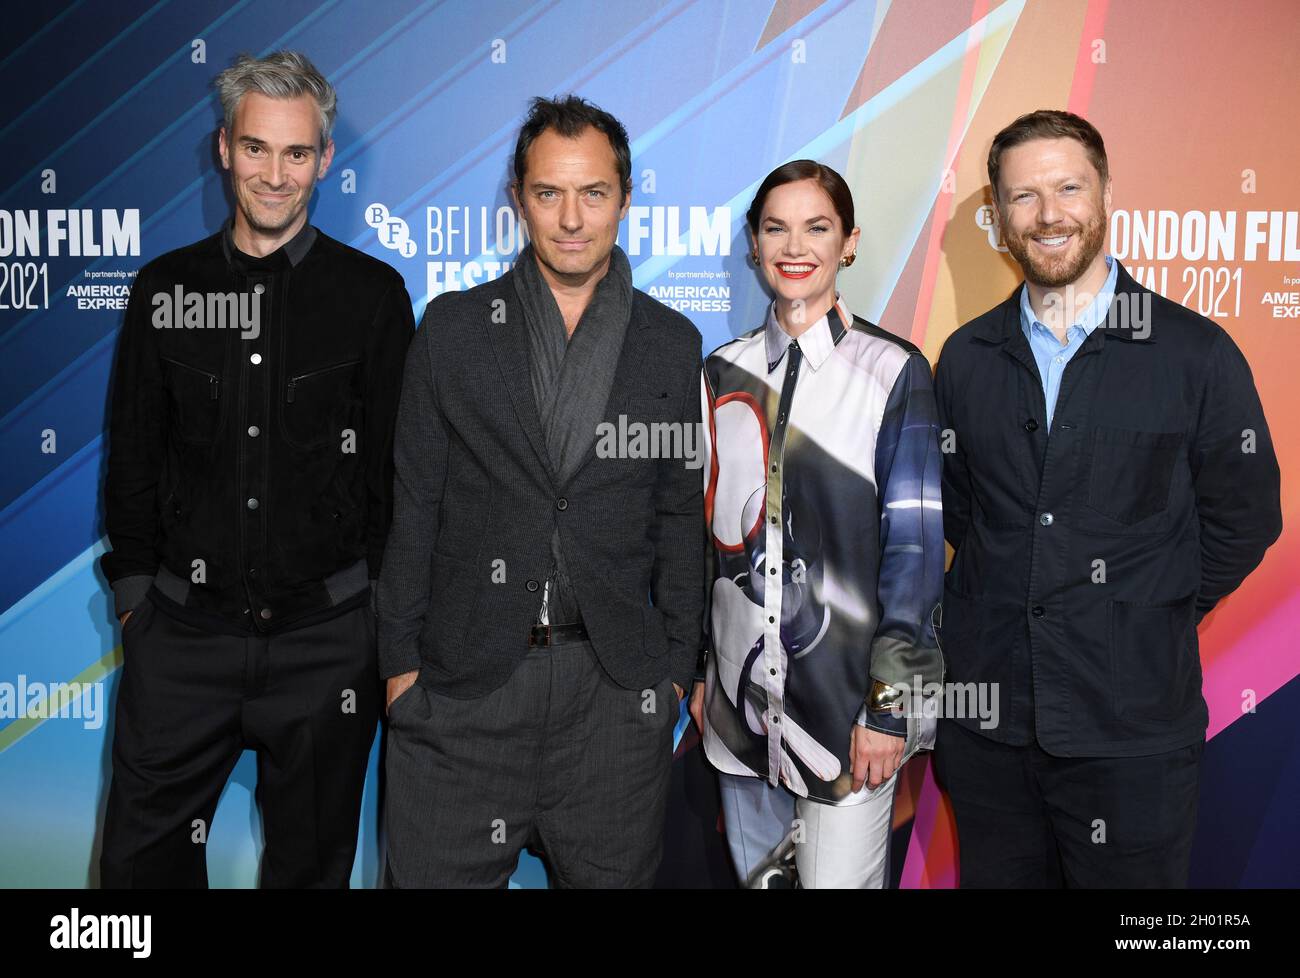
[934, 260, 1281, 756]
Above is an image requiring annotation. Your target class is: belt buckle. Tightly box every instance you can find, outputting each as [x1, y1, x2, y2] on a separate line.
[530, 624, 553, 647]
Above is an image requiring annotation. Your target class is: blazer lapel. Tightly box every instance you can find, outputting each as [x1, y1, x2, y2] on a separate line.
[482, 283, 554, 482]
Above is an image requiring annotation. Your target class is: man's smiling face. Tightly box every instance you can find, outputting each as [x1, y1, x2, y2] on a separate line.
[996, 136, 1111, 289]
[219, 92, 333, 242]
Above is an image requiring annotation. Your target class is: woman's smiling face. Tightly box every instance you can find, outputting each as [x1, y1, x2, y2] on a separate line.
[751, 178, 858, 319]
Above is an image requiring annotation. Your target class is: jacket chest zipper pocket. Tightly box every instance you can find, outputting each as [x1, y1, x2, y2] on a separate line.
[286, 359, 360, 402]
[161, 356, 221, 398]
[161, 356, 224, 443]
[282, 359, 362, 450]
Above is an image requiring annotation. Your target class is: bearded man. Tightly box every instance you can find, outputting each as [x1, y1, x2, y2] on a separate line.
[931, 110, 1281, 888]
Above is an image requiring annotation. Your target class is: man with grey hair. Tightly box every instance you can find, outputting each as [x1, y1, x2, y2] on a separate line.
[99, 50, 413, 887]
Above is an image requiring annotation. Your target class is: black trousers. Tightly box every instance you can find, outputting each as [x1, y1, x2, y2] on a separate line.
[932, 718, 1204, 888]
[99, 596, 380, 888]
[384, 640, 677, 888]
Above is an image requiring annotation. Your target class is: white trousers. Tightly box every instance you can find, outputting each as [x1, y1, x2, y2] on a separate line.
[718, 712, 936, 888]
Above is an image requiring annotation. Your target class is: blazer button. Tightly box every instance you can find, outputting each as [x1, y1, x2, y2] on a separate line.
[1024, 419, 1039, 432]
[526, 579, 539, 592]
[259, 608, 272, 620]
[556, 497, 568, 511]
[1031, 605, 1045, 619]
[1039, 512, 1054, 526]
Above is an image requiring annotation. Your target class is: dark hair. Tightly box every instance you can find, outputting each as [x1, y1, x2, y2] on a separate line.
[745, 160, 855, 236]
[512, 94, 632, 201]
[988, 109, 1109, 203]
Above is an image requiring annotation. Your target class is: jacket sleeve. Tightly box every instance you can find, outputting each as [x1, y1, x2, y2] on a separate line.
[362, 276, 416, 582]
[1190, 329, 1282, 622]
[376, 302, 448, 679]
[101, 263, 166, 618]
[861, 353, 945, 735]
[650, 332, 707, 694]
[694, 365, 717, 684]
[933, 339, 972, 553]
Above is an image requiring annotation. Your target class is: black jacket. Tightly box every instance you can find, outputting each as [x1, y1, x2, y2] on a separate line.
[934, 260, 1281, 756]
[101, 223, 414, 633]
[377, 267, 706, 695]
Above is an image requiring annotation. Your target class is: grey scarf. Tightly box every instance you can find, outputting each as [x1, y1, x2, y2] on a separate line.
[513, 242, 634, 486]
[512, 243, 634, 623]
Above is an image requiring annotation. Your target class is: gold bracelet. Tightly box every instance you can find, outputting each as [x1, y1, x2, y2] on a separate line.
[868, 678, 905, 712]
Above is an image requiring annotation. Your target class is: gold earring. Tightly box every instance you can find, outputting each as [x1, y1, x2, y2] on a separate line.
[840, 253, 856, 268]
[750, 251, 759, 265]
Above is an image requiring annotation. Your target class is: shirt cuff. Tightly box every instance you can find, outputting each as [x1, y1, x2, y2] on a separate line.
[855, 703, 908, 736]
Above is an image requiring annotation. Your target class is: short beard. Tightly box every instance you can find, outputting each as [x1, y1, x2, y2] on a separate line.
[243, 204, 301, 235]
[1004, 208, 1107, 288]
[239, 186, 304, 235]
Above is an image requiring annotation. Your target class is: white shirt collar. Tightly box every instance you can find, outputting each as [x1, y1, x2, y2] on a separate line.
[764, 294, 853, 373]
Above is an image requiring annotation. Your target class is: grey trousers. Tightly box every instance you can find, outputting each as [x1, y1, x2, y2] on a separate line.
[384, 640, 677, 888]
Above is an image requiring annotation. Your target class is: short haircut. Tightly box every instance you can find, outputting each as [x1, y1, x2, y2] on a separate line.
[512, 95, 632, 201]
[214, 50, 337, 149]
[988, 109, 1109, 203]
[745, 159, 855, 235]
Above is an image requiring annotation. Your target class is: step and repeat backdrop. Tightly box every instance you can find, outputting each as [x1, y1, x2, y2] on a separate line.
[1, 0, 1296, 887]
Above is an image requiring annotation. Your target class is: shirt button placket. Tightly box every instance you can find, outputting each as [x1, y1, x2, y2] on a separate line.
[763, 340, 802, 787]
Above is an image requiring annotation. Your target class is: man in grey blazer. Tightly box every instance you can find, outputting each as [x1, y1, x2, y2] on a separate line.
[378, 95, 705, 887]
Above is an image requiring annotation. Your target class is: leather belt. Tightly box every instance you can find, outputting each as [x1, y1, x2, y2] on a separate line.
[528, 622, 589, 647]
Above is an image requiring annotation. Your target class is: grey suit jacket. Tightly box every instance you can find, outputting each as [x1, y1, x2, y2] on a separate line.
[377, 266, 706, 696]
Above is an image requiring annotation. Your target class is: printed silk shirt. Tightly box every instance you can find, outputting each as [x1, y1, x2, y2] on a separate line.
[700, 298, 945, 804]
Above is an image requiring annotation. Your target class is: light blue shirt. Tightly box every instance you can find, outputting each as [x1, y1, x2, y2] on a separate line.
[1019, 255, 1118, 430]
